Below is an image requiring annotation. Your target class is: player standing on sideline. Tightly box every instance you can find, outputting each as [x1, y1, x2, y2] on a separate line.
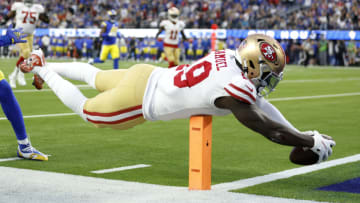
[0, 25, 48, 161]
[1, 0, 49, 88]
[20, 34, 334, 164]
[88, 10, 120, 69]
[155, 7, 187, 68]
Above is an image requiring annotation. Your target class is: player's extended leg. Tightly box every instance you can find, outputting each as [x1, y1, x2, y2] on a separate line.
[47, 62, 101, 89]
[25, 60, 88, 121]
[89, 45, 109, 64]
[164, 46, 176, 68]
[48, 62, 126, 92]
[0, 71, 48, 161]
[83, 64, 155, 129]
[174, 48, 181, 66]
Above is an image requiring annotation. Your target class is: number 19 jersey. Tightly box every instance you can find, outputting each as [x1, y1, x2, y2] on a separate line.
[143, 49, 257, 121]
[11, 2, 44, 34]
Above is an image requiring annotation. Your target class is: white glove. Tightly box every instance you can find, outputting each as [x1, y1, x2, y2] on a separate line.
[309, 131, 336, 163]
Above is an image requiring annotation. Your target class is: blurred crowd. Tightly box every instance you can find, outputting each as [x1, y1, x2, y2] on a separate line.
[1, 35, 359, 67]
[0, 0, 359, 30]
[0, 0, 359, 66]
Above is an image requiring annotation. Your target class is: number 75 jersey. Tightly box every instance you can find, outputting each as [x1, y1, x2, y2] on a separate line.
[11, 2, 45, 34]
[143, 49, 258, 121]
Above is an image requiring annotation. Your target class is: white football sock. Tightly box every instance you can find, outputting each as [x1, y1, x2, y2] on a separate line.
[34, 66, 88, 121]
[17, 138, 30, 145]
[9, 66, 19, 78]
[47, 62, 100, 89]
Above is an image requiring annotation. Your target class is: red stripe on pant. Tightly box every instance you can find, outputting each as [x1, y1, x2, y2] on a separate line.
[83, 105, 142, 117]
[87, 114, 143, 125]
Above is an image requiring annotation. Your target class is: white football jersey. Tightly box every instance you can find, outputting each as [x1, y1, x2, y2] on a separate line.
[11, 2, 45, 34]
[160, 20, 185, 46]
[143, 49, 257, 121]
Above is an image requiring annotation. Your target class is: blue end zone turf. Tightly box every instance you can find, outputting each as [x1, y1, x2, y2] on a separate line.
[317, 177, 360, 194]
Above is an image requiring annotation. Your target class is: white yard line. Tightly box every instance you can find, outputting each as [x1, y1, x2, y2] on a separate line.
[0, 113, 76, 120]
[91, 164, 151, 174]
[213, 154, 360, 191]
[268, 92, 360, 102]
[1, 92, 359, 121]
[0, 157, 21, 162]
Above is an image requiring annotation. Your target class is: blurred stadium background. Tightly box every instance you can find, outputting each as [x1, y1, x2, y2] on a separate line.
[0, 0, 359, 66]
[0, 0, 360, 202]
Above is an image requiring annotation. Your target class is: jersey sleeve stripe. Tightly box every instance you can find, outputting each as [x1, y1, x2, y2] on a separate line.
[229, 83, 256, 102]
[224, 88, 251, 104]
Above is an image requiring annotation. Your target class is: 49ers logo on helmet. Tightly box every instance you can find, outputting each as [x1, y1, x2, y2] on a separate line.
[260, 42, 277, 62]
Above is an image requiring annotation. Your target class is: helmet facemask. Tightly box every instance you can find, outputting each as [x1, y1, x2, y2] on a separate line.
[253, 63, 283, 97]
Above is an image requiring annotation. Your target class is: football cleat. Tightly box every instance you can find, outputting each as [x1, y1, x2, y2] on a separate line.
[19, 49, 46, 73]
[32, 74, 44, 90]
[17, 144, 48, 161]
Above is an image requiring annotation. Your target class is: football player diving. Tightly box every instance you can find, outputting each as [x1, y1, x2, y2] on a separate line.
[20, 34, 335, 164]
[0, 25, 48, 161]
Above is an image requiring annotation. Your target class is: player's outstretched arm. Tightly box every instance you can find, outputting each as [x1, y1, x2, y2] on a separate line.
[215, 96, 314, 147]
[256, 97, 299, 132]
[215, 96, 335, 163]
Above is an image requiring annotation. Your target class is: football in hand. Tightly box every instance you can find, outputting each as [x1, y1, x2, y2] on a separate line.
[289, 147, 319, 165]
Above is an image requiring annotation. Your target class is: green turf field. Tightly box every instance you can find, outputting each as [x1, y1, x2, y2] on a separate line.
[0, 58, 359, 202]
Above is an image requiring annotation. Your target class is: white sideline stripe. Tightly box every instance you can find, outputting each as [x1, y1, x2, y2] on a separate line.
[1, 92, 359, 121]
[0, 157, 21, 162]
[0, 167, 318, 203]
[91, 164, 151, 174]
[213, 154, 360, 191]
[268, 92, 360, 102]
